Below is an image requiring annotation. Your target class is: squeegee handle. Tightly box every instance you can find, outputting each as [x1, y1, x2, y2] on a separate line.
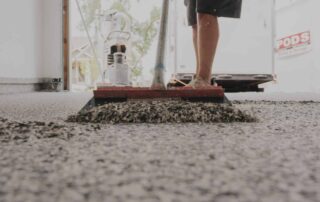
[151, 0, 170, 89]
[155, 0, 170, 68]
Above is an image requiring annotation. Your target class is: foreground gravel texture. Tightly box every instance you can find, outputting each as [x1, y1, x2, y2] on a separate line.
[0, 117, 100, 143]
[67, 100, 256, 124]
[1, 93, 320, 202]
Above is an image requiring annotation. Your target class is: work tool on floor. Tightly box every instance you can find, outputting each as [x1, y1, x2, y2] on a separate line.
[80, 0, 227, 112]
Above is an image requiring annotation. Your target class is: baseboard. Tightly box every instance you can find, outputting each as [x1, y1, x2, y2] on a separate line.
[0, 77, 63, 94]
[0, 77, 43, 84]
[0, 83, 41, 94]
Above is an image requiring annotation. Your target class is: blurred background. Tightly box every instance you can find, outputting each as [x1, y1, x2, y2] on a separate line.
[0, 0, 319, 94]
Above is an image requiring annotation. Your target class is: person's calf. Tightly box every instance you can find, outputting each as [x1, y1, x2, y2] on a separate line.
[197, 13, 219, 83]
[192, 24, 200, 76]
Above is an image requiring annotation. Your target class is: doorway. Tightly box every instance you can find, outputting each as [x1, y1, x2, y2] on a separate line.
[64, 0, 180, 91]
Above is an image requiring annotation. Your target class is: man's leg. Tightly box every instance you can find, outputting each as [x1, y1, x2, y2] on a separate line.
[186, 0, 200, 80]
[196, 13, 219, 84]
[192, 25, 200, 76]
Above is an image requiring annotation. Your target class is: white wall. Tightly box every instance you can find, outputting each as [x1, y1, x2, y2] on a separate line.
[0, 0, 43, 79]
[0, 0, 63, 81]
[42, 0, 63, 79]
[267, 0, 320, 93]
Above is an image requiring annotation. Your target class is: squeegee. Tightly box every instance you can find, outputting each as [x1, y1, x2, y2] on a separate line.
[150, 0, 169, 90]
[81, 0, 226, 112]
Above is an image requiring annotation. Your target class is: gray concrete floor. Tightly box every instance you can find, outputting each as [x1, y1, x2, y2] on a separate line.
[0, 92, 320, 202]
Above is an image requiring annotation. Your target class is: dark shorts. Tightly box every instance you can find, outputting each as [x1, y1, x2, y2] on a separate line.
[185, 0, 242, 26]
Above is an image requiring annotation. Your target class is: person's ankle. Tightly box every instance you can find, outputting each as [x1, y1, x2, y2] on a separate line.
[197, 76, 211, 84]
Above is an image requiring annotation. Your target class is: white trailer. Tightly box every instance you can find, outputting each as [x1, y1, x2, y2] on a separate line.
[267, 0, 320, 93]
[169, 0, 275, 92]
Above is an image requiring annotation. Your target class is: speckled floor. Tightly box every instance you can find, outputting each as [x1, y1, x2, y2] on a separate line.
[0, 92, 320, 202]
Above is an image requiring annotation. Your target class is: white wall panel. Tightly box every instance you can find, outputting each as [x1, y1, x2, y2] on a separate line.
[42, 0, 63, 79]
[267, 0, 320, 93]
[0, 0, 43, 79]
[0, 0, 63, 81]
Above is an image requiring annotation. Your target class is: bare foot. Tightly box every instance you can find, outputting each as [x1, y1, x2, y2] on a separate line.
[185, 77, 214, 89]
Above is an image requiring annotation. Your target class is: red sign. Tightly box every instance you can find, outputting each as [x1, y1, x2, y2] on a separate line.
[276, 31, 312, 58]
[277, 31, 311, 50]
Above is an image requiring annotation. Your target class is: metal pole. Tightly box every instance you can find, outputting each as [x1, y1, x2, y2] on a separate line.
[151, 0, 170, 90]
